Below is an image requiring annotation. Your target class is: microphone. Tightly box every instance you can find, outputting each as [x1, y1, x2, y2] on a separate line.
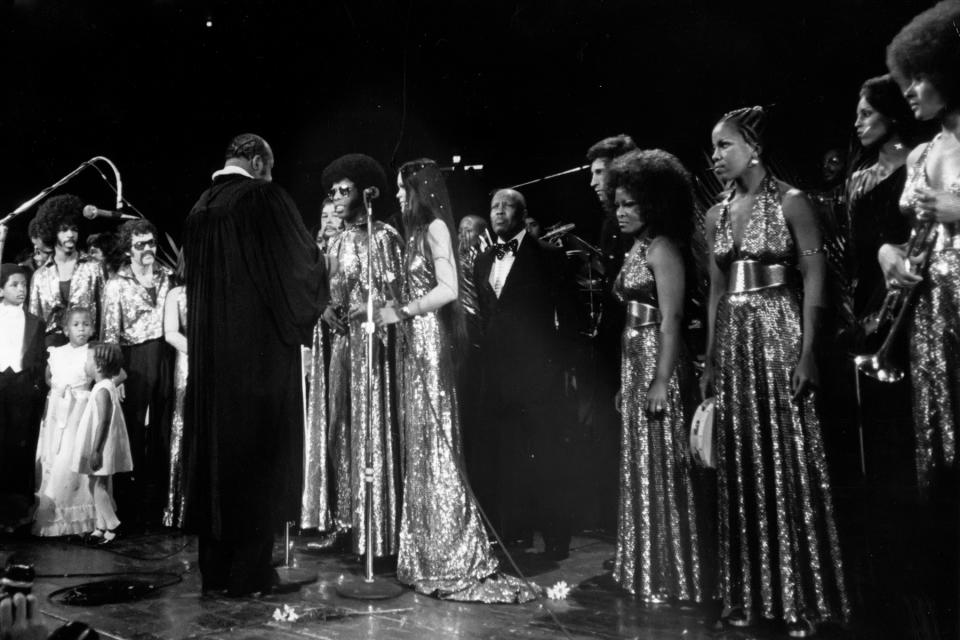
[540, 223, 575, 242]
[82, 205, 138, 221]
[363, 186, 380, 200]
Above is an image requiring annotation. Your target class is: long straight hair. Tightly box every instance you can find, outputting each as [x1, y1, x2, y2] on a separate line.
[398, 159, 469, 363]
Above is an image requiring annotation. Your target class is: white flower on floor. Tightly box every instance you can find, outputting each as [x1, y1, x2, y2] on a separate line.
[272, 604, 300, 622]
[546, 580, 571, 600]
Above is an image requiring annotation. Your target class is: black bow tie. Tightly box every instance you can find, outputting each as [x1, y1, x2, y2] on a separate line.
[494, 239, 519, 260]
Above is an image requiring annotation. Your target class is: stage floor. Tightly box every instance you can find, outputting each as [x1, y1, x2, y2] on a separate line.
[2, 531, 854, 640]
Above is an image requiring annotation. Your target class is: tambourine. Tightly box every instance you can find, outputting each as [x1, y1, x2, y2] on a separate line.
[689, 397, 716, 469]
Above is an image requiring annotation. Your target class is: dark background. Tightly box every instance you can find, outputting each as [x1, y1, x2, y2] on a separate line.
[0, 0, 932, 256]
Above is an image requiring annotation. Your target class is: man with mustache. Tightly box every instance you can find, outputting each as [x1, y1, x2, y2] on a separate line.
[102, 218, 173, 527]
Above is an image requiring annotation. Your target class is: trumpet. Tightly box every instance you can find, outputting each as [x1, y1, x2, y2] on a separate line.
[854, 218, 938, 382]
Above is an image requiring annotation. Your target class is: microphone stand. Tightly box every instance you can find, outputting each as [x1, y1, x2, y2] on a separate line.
[0, 156, 124, 263]
[336, 192, 403, 600]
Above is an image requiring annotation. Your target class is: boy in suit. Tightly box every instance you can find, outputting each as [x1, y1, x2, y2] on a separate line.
[0, 262, 47, 532]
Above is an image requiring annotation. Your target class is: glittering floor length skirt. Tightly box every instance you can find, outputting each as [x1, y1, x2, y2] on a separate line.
[396, 313, 538, 603]
[613, 323, 703, 602]
[909, 249, 960, 495]
[715, 287, 849, 625]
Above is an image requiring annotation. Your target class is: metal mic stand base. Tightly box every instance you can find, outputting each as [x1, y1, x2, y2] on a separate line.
[275, 522, 319, 586]
[335, 572, 404, 600]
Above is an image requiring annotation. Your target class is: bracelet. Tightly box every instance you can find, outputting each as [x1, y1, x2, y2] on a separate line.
[398, 305, 414, 321]
[799, 245, 824, 257]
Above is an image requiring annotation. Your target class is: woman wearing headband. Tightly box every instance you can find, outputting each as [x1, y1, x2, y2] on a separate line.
[701, 106, 849, 636]
[377, 159, 538, 603]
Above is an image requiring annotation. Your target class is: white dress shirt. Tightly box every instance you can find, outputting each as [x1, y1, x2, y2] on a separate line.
[0, 305, 26, 372]
[489, 229, 526, 298]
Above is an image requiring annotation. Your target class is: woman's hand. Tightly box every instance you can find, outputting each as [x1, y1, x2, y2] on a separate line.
[791, 351, 819, 402]
[321, 305, 347, 334]
[915, 187, 960, 223]
[699, 363, 714, 400]
[878, 243, 921, 288]
[646, 378, 669, 415]
[375, 306, 401, 327]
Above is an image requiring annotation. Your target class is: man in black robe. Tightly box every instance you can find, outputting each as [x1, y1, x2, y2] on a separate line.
[182, 133, 327, 596]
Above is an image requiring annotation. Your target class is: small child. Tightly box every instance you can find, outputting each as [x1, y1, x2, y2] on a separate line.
[33, 307, 97, 536]
[71, 342, 133, 543]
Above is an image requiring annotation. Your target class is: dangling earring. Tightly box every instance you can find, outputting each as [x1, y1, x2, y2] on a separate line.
[748, 156, 760, 167]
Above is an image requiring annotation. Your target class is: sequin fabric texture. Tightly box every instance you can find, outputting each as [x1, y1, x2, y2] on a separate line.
[900, 135, 959, 494]
[163, 288, 187, 529]
[101, 265, 172, 345]
[326, 221, 403, 555]
[302, 242, 334, 530]
[611, 236, 704, 603]
[396, 232, 539, 603]
[29, 255, 104, 336]
[712, 175, 849, 625]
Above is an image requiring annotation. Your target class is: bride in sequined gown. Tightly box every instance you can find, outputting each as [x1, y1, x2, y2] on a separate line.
[606, 150, 705, 604]
[378, 159, 538, 603]
[702, 108, 849, 635]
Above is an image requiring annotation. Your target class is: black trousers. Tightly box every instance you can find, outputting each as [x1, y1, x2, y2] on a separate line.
[0, 368, 42, 527]
[199, 533, 275, 594]
[115, 338, 167, 525]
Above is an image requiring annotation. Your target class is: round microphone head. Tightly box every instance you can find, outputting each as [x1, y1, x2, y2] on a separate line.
[363, 186, 380, 199]
[82, 205, 98, 220]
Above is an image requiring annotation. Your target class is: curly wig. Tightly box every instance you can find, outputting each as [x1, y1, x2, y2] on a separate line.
[886, 0, 960, 109]
[606, 149, 695, 244]
[586, 134, 637, 162]
[117, 218, 158, 253]
[34, 194, 84, 247]
[320, 153, 387, 194]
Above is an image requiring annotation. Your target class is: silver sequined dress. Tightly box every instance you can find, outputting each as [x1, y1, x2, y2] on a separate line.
[612, 236, 703, 602]
[902, 134, 959, 494]
[396, 232, 539, 603]
[301, 242, 334, 531]
[163, 288, 187, 528]
[326, 222, 403, 555]
[712, 176, 849, 625]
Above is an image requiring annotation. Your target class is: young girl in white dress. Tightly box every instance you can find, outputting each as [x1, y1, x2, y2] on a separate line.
[71, 342, 133, 543]
[33, 307, 97, 536]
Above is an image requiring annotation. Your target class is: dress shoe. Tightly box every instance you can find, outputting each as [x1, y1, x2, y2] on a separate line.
[304, 527, 351, 553]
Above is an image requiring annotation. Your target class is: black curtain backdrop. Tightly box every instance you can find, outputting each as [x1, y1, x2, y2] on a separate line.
[0, 0, 931, 255]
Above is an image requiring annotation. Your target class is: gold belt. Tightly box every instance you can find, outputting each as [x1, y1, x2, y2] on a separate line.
[728, 260, 790, 293]
[625, 301, 661, 327]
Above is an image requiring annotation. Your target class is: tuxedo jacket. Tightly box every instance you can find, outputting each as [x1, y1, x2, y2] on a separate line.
[474, 235, 576, 409]
[1, 310, 46, 394]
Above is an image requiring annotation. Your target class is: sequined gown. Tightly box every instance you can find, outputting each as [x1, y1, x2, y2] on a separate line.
[712, 176, 849, 625]
[396, 232, 539, 603]
[612, 237, 703, 602]
[327, 222, 403, 555]
[163, 289, 187, 528]
[902, 135, 959, 494]
[301, 242, 334, 531]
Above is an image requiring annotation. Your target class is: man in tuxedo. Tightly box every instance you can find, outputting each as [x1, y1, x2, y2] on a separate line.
[474, 188, 576, 560]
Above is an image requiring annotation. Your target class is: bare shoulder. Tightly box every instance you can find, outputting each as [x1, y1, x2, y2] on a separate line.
[906, 141, 928, 167]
